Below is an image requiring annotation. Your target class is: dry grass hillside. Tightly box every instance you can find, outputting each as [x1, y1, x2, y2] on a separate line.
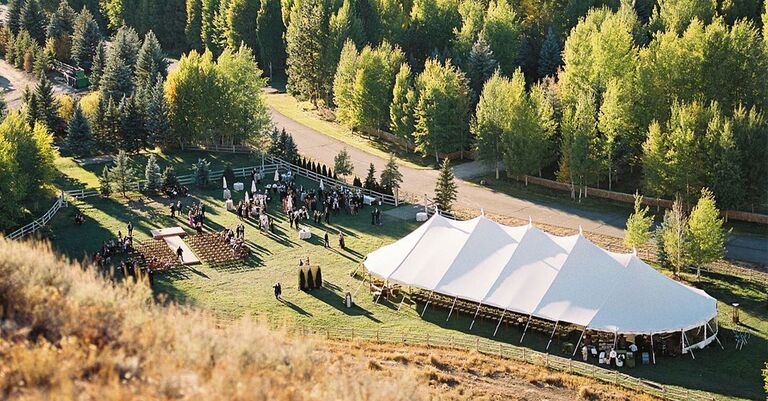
[0, 238, 658, 401]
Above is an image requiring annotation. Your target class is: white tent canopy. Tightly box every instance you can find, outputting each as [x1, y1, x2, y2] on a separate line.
[364, 214, 717, 335]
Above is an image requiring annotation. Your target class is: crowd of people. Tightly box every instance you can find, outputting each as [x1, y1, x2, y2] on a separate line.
[93, 223, 134, 267]
[218, 223, 249, 255]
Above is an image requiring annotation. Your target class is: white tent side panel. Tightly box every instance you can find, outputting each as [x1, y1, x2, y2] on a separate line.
[587, 257, 717, 333]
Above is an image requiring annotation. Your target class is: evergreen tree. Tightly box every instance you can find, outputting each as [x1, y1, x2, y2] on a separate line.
[709, 119, 744, 214]
[363, 162, 377, 190]
[161, 166, 180, 191]
[99, 165, 112, 196]
[389, 62, 416, 146]
[192, 157, 211, 187]
[256, 0, 286, 76]
[144, 153, 162, 193]
[466, 36, 496, 108]
[20, 0, 47, 44]
[688, 188, 728, 276]
[145, 75, 172, 147]
[624, 193, 653, 251]
[100, 49, 135, 101]
[661, 198, 688, 276]
[112, 26, 142, 73]
[64, 104, 95, 156]
[95, 97, 121, 150]
[379, 154, 402, 194]
[223, 161, 235, 187]
[434, 158, 457, 211]
[71, 7, 101, 70]
[33, 74, 65, 135]
[135, 30, 168, 94]
[89, 41, 106, 87]
[334, 147, 354, 178]
[7, 0, 23, 35]
[283, 133, 299, 162]
[109, 150, 135, 197]
[285, 0, 329, 105]
[413, 59, 470, 162]
[201, 0, 220, 52]
[538, 26, 561, 78]
[46, 0, 76, 61]
[119, 95, 146, 152]
[222, 0, 260, 51]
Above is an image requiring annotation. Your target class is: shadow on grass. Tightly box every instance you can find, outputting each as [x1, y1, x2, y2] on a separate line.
[278, 298, 312, 316]
[311, 285, 381, 323]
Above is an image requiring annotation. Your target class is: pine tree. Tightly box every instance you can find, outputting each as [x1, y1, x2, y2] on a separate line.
[283, 133, 298, 162]
[192, 157, 211, 187]
[379, 154, 402, 194]
[661, 198, 688, 276]
[624, 193, 653, 251]
[364, 163, 377, 190]
[119, 95, 146, 153]
[285, 0, 329, 105]
[466, 36, 496, 107]
[7, 0, 23, 35]
[20, 0, 47, 44]
[256, 0, 286, 76]
[334, 147, 354, 178]
[538, 26, 561, 79]
[46, 0, 76, 62]
[389, 62, 416, 146]
[688, 188, 728, 276]
[99, 165, 112, 196]
[100, 50, 135, 101]
[33, 74, 64, 135]
[144, 153, 162, 193]
[64, 104, 95, 156]
[145, 75, 172, 147]
[112, 26, 142, 73]
[161, 166, 180, 191]
[89, 41, 106, 87]
[71, 7, 101, 70]
[135, 30, 168, 94]
[434, 158, 457, 211]
[110, 150, 135, 197]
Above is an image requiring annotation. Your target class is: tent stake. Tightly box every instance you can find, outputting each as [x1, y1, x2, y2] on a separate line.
[546, 321, 559, 350]
[445, 296, 458, 321]
[493, 309, 507, 336]
[520, 315, 533, 343]
[650, 333, 656, 364]
[469, 303, 483, 330]
[572, 328, 586, 358]
[420, 291, 434, 317]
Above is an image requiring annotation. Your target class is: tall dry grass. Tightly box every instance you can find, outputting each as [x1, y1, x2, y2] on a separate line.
[0, 239, 425, 401]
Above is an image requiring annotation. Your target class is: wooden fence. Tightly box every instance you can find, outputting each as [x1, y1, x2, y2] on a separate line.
[5, 192, 66, 240]
[294, 325, 720, 401]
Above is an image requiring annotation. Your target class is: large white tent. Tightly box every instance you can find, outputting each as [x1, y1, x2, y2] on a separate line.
[364, 214, 718, 349]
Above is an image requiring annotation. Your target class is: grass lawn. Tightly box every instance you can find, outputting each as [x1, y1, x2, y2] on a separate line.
[264, 91, 434, 170]
[43, 155, 768, 401]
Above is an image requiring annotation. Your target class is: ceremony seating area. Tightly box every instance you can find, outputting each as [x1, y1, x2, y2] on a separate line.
[134, 239, 181, 271]
[186, 232, 251, 264]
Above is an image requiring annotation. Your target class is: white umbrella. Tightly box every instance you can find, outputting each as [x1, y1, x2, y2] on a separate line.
[251, 180, 257, 194]
[223, 176, 228, 189]
[273, 170, 280, 182]
[244, 191, 251, 204]
[319, 179, 324, 190]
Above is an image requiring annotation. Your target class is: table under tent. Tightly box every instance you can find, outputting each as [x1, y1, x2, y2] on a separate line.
[363, 214, 720, 364]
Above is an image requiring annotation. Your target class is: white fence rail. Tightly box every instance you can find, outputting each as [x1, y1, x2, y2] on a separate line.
[5, 192, 66, 240]
[294, 325, 720, 401]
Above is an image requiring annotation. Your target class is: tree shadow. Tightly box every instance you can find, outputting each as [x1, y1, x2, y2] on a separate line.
[309, 285, 381, 322]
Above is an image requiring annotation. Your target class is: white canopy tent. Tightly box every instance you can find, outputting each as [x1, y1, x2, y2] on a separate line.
[364, 214, 718, 350]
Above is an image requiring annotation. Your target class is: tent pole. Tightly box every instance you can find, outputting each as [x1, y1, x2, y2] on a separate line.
[683, 330, 695, 359]
[546, 321, 559, 351]
[707, 321, 724, 350]
[396, 292, 407, 311]
[520, 315, 533, 343]
[650, 333, 656, 365]
[493, 309, 507, 336]
[572, 328, 586, 358]
[420, 291, 434, 317]
[613, 331, 618, 349]
[469, 303, 483, 330]
[352, 273, 367, 297]
[374, 280, 386, 304]
[445, 296, 458, 321]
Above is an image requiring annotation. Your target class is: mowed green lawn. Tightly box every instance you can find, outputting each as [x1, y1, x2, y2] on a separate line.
[44, 153, 767, 401]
